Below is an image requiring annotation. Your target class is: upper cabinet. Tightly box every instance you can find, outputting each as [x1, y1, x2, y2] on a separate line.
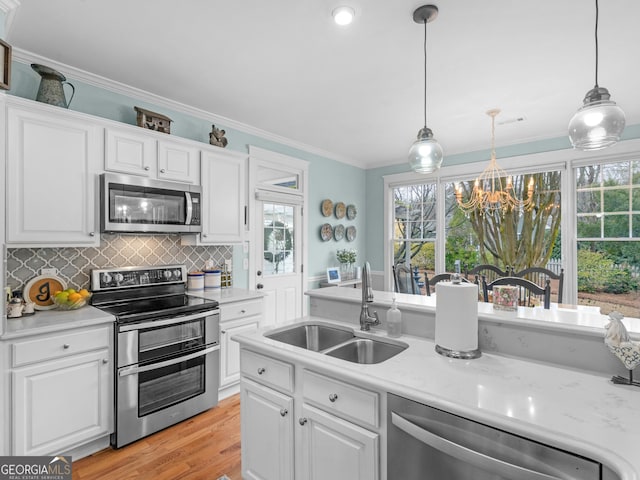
[6, 101, 102, 247]
[105, 125, 200, 184]
[199, 149, 247, 244]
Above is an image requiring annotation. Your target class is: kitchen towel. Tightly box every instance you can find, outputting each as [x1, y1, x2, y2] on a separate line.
[435, 282, 479, 355]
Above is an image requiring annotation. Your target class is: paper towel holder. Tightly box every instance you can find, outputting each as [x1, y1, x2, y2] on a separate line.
[435, 344, 481, 359]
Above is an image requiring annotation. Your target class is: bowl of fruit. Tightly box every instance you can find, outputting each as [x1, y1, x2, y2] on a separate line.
[51, 288, 92, 310]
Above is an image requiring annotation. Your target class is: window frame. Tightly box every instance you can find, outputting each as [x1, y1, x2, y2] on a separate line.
[383, 138, 640, 304]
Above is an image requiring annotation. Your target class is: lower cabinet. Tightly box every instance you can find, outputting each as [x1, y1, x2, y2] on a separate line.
[219, 298, 263, 396]
[240, 348, 380, 480]
[6, 324, 113, 456]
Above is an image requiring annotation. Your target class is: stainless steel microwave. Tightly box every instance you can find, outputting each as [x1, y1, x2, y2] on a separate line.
[100, 173, 202, 234]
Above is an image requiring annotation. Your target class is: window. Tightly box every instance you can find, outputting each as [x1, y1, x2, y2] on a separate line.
[576, 160, 640, 318]
[385, 141, 640, 317]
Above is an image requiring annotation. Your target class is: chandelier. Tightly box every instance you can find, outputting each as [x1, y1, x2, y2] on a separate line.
[455, 109, 534, 216]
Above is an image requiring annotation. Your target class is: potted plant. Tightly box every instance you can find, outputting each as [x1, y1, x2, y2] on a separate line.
[336, 249, 357, 280]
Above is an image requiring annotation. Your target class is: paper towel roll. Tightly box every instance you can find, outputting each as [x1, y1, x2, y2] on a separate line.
[435, 282, 480, 357]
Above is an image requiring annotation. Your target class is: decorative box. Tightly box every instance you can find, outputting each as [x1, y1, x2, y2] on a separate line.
[493, 285, 519, 312]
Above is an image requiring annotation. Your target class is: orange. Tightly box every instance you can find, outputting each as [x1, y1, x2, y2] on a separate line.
[68, 292, 82, 303]
[78, 289, 90, 298]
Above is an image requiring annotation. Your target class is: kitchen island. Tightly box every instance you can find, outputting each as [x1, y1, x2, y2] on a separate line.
[234, 315, 640, 480]
[234, 285, 640, 479]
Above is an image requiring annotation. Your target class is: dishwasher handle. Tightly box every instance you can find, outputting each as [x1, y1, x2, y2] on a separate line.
[391, 412, 566, 480]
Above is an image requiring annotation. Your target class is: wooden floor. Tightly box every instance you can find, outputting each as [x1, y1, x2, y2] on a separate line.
[72, 394, 241, 480]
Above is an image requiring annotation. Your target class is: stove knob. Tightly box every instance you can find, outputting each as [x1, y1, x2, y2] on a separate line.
[102, 273, 112, 284]
[114, 273, 124, 283]
[174, 269, 182, 279]
[164, 270, 172, 279]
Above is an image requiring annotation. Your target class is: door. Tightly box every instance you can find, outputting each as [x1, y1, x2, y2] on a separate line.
[249, 146, 309, 323]
[299, 403, 379, 480]
[241, 378, 294, 480]
[256, 199, 302, 327]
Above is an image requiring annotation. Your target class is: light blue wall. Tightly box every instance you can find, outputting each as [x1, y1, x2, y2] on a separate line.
[9, 60, 366, 286]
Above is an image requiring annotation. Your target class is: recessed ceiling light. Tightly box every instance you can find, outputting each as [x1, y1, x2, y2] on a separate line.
[332, 6, 355, 26]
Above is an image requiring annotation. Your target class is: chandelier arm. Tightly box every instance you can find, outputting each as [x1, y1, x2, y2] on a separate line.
[423, 19, 427, 128]
[594, 0, 599, 87]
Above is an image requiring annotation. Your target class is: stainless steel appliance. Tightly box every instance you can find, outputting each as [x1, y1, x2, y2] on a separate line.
[100, 173, 202, 234]
[387, 393, 600, 479]
[91, 264, 219, 448]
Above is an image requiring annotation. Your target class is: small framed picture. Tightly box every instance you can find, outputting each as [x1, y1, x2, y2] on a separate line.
[0, 39, 11, 90]
[326, 267, 341, 284]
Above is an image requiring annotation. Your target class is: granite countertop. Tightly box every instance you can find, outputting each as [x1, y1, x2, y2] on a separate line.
[2, 306, 115, 340]
[306, 286, 640, 338]
[234, 316, 640, 480]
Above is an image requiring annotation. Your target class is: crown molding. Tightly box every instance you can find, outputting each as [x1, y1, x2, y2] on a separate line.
[0, 0, 19, 36]
[13, 47, 364, 169]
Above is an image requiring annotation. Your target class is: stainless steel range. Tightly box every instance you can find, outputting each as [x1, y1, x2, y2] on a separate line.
[90, 264, 220, 448]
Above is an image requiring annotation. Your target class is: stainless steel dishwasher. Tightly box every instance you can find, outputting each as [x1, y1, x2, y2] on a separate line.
[387, 393, 601, 479]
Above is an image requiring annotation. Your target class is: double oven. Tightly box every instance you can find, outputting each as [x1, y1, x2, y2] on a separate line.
[91, 265, 220, 448]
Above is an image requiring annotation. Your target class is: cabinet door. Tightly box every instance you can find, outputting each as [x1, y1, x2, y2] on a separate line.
[105, 126, 157, 176]
[12, 349, 112, 456]
[220, 316, 260, 389]
[200, 150, 246, 244]
[6, 106, 102, 246]
[241, 379, 294, 480]
[299, 403, 379, 480]
[157, 139, 200, 184]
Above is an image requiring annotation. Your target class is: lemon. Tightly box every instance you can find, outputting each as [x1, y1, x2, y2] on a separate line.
[68, 292, 82, 303]
[78, 289, 90, 298]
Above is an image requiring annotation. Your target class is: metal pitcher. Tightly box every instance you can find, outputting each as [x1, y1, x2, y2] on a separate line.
[31, 63, 75, 108]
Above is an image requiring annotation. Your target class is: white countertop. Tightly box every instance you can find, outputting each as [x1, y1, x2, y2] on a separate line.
[235, 316, 640, 480]
[2, 306, 115, 339]
[307, 286, 640, 338]
[187, 287, 264, 304]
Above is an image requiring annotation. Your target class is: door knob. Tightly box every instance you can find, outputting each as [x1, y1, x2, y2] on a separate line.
[257, 367, 266, 375]
[280, 408, 288, 417]
[257, 283, 264, 289]
[257, 270, 262, 276]
[329, 393, 338, 402]
[299, 418, 308, 426]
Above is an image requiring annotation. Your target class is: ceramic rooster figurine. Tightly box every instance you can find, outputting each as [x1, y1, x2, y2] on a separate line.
[604, 311, 640, 386]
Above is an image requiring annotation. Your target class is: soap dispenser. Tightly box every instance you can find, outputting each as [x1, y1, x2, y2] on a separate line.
[387, 295, 402, 338]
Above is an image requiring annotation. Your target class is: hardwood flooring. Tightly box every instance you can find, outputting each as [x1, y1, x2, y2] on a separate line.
[72, 394, 241, 480]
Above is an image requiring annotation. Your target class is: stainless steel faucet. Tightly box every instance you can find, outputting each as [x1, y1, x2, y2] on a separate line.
[359, 262, 379, 331]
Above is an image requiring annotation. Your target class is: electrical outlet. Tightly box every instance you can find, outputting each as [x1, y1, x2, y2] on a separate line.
[243, 242, 249, 254]
[41, 268, 58, 276]
[243, 258, 249, 270]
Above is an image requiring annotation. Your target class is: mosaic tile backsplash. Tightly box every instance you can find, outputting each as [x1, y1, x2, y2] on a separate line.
[6, 234, 233, 293]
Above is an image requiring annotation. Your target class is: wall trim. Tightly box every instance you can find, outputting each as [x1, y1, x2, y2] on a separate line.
[12, 47, 362, 169]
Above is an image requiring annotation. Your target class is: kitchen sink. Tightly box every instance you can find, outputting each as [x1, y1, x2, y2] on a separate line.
[264, 323, 355, 351]
[325, 338, 407, 364]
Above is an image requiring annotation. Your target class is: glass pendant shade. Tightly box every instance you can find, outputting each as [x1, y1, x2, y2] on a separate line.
[408, 126, 443, 174]
[568, 87, 625, 150]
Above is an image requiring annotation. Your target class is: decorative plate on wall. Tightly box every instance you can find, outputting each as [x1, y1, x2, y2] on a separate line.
[335, 202, 346, 219]
[320, 223, 333, 241]
[23, 274, 67, 310]
[321, 199, 333, 217]
[346, 204, 357, 220]
[346, 226, 357, 242]
[333, 224, 345, 241]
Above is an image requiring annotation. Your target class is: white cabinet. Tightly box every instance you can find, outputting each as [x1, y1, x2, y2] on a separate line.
[199, 149, 247, 244]
[8, 324, 113, 456]
[6, 102, 102, 246]
[105, 125, 200, 184]
[241, 378, 294, 480]
[219, 298, 263, 395]
[299, 403, 379, 480]
[239, 349, 380, 480]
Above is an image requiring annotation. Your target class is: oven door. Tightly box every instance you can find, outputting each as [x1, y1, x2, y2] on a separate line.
[114, 344, 219, 448]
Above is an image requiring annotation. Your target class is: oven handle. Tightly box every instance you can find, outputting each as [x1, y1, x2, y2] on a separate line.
[119, 310, 218, 332]
[118, 345, 220, 376]
[390, 412, 565, 480]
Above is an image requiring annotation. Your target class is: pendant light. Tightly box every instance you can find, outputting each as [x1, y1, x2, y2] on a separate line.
[568, 0, 625, 150]
[408, 5, 443, 174]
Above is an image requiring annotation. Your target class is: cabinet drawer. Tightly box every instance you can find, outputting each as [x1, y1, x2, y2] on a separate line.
[303, 369, 379, 428]
[241, 349, 293, 394]
[12, 326, 111, 367]
[220, 299, 263, 322]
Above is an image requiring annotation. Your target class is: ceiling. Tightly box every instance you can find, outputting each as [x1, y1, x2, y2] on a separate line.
[6, 0, 640, 169]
